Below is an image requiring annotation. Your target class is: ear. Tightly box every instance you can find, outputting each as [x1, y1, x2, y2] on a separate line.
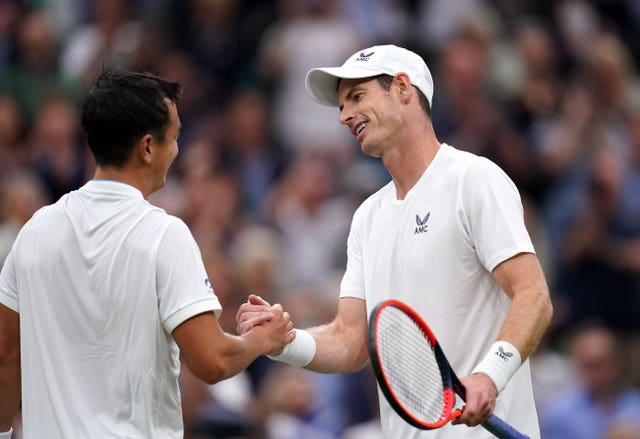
[394, 73, 412, 104]
[137, 134, 154, 165]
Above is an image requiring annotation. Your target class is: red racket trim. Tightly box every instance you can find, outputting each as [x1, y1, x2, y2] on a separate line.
[372, 300, 462, 429]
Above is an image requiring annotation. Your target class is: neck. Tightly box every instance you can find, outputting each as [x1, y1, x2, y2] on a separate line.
[382, 134, 440, 200]
[94, 167, 153, 199]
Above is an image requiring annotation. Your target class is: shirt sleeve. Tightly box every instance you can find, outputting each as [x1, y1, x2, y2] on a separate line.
[0, 243, 19, 312]
[340, 204, 366, 299]
[156, 218, 222, 333]
[460, 158, 535, 273]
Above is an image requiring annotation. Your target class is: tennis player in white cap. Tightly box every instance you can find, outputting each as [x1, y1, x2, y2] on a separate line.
[238, 44, 553, 439]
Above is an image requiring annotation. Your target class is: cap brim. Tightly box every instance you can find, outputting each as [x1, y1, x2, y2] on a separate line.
[305, 66, 385, 107]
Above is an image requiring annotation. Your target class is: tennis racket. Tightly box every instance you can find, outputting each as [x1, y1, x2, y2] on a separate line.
[368, 299, 530, 439]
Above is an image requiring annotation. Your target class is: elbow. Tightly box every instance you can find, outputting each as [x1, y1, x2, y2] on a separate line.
[537, 287, 554, 331]
[543, 290, 554, 323]
[342, 359, 368, 374]
[184, 356, 232, 385]
[193, 360, 230, 385]
[193, 367, 224, 385]
[342, 341, 370, 373]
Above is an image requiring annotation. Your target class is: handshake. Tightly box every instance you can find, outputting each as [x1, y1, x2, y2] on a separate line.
[235, 294, 316, 367]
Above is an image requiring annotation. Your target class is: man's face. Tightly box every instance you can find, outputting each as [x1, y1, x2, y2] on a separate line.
[150, 100, 180, 193]
[337, 77, 403, 158]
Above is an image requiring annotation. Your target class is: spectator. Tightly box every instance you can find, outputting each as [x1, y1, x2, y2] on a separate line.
[0, 170, 47, 265]
[0, 10, 81, 127]
[258, 0, 362, 155]
[30, 96, 88, 203]
[540, 323, 640, 439]
[60, 0, 143, 85]
[218, 89, 288, 220]
[265, 151, 352, 290]
[0, 93, 27, 176]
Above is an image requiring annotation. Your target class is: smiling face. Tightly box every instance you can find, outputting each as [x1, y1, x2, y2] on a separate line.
[337, 76, 405, 158]
[149, 99, 181, 193]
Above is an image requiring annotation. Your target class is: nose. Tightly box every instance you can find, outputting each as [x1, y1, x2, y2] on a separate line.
[339, 106, 353, 126]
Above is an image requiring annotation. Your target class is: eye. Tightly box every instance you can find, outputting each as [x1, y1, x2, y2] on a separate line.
[354, 92, 364, 102]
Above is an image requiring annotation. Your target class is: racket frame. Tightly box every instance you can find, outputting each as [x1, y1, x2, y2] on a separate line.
[368, 299, 531, 439]
[368, 299, 462, 429]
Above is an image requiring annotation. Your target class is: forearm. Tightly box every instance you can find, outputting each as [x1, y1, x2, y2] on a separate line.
[0, 305, 20, 431]
[213, 332, 272, 381]
[0, 356, 20, 431]
[267, 297, 369, 374]
[305, 321, 369, 373]
[498, 280, 553, 360]
[473, 253, 553, 393]
[470, 283, 552, 395]
[491, 253, 553, 360]
[174, 310, 292, 385]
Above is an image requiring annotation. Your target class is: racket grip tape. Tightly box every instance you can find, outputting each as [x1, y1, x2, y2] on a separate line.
[482, 415, 530, 439]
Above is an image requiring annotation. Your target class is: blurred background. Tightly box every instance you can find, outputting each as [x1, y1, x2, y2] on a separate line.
[2, 0, 640, 438]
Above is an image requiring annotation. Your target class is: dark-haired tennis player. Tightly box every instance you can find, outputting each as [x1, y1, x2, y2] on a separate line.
[0, 67, 293, 439]
[237, 44, 553, 439]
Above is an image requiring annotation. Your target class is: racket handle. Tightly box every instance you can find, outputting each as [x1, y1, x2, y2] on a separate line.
[482, 415, 530, 439]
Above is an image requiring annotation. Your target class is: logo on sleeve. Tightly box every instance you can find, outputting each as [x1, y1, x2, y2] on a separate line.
[414, 213, 431, 234]
[204, 278, 214, 293]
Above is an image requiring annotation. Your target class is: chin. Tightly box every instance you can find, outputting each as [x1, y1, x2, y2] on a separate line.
[361, 142, 382, 158]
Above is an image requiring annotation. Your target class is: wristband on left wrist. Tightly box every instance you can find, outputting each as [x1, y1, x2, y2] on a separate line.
[471, 340, 522, 393]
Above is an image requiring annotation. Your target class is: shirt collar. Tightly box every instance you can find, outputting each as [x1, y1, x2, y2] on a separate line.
[82, 179, 144, 200]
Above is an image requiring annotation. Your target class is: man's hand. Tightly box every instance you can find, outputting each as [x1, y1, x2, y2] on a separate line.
[236, 294, 274, 335]
[452, 373, 498, 427]
[249, 302, 295, 356]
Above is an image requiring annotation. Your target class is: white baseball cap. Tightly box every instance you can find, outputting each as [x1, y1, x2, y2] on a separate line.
[305, 44, 434, 108]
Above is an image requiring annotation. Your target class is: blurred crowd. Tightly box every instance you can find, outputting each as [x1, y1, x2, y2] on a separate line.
[1, 0, 640, 438]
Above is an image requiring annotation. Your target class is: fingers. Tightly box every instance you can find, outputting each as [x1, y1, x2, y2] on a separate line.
[235, 295, 274, 334]
[453, 402, 493, 426]
[234, 294, 272, 322]
[264, 308, 296, 356]
[451, 374, 497, 426]
[248, 294, 271, 306]
[237, 313, 275, 335]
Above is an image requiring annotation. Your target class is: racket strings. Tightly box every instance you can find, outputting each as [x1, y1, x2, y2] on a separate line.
[377, 307, 446, 424]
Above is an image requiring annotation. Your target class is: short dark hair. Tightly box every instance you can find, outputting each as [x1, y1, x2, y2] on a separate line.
[374, 74, 431, 118]
[81, 67, 181, 167]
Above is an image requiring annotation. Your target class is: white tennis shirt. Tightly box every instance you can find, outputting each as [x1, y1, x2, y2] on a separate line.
[340, 144, 541, 438]
[0, 180, 222, 438]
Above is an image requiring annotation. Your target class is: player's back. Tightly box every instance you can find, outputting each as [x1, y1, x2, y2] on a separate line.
[12, 180, 183, 438]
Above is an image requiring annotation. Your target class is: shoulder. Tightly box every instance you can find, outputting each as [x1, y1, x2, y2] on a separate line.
[155, 214, 199, 249]
[352, 181, 393, 222]
[150, 210, 190, 236]
[439, 143, 504, 177]
[439, 144, 517, 195]
[18, 200, 60, 233]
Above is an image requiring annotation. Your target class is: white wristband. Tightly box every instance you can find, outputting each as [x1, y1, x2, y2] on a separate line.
[471, 341, 522, 393]
[0, 428, 12, 438]
[267, 329, 316, 367]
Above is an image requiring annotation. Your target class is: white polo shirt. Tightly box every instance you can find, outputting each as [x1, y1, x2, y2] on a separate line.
[340, 144, 540, 438]
[0, 180, 222, 438]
